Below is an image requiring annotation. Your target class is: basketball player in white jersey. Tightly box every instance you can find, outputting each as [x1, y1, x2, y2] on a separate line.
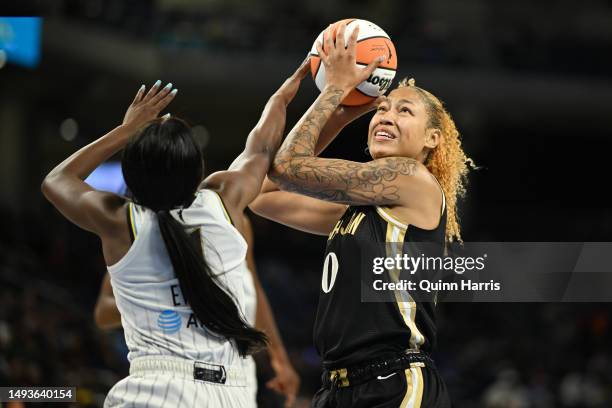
[41, 58, 310, 407]
[94, 212, 301, 407]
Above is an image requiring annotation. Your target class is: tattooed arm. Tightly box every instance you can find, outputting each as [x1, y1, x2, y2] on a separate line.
[249, 98, 382, 235]
[270, 23, 430, 207]
[270, 153, 421, 205]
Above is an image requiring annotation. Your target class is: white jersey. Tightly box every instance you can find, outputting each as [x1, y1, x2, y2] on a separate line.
[107, 188, 249, 367]
[242, 265, 256, 327]
[242, 265, 258, 403]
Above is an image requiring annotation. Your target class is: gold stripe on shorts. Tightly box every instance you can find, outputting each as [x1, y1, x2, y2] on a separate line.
[400, 366, 423, 408]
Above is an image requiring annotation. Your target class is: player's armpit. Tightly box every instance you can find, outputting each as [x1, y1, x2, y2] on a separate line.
[269, 155, 427, 207]
[201, 152, 270, 224]
[41, 175, 125, 237]
[249, 190, 347, 236]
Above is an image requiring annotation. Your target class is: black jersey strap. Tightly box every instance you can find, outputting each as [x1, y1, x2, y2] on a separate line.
[429, 173, 446, 216]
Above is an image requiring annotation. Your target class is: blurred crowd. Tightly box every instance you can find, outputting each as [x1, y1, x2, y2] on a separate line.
[1, 205, 611, 407]
[11, 0, 612, 77]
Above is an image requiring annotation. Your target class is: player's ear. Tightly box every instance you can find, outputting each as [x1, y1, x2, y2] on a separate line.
[425, 128, 441, 149]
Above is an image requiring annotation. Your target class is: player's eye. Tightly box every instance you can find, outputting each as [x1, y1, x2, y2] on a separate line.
[377, 105, 388, 112]
[399, 106, 412, 114]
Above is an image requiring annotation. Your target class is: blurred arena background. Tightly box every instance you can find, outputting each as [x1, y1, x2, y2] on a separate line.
[1, 1, 611, 406]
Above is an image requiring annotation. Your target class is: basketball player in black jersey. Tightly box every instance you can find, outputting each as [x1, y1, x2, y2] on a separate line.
[251, 23, 473, 407]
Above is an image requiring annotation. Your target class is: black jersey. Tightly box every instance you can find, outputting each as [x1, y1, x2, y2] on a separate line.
[313, 199, 447, 369]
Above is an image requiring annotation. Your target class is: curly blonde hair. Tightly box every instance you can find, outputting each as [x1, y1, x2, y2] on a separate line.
[398, 78, 475, 243]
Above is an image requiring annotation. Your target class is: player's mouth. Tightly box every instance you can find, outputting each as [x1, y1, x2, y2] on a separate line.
[373, 128, 397, 141]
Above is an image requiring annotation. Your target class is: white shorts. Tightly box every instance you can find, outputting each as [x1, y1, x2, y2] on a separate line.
[105, 356, 255, 408]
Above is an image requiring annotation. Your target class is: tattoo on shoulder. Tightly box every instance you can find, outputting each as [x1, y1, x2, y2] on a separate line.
[272, 157, 419, 205]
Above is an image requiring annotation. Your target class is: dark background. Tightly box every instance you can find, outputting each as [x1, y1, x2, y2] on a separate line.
[1, 1, 611, 407]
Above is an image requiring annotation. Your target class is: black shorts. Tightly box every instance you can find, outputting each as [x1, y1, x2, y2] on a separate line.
[312, 364, 451, 408]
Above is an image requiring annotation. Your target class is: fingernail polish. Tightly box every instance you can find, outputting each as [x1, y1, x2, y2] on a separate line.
[164, 83, 173, 89]
[154, 80, 161, 87]
[139, 84, 145, 92]
[170, 89, 178, 95]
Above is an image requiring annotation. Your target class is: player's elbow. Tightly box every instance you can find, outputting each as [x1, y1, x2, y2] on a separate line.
[93, 305, 107, 329]
[269, 155, 291, 184]
[267, 167, 287, 191]
[93, 302, 120, 330]
[40, 173, 59, 202]
[269, 164, 301, 194]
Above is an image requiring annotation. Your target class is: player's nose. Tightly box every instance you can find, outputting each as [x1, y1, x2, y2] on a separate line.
[377, 112, 395, 126]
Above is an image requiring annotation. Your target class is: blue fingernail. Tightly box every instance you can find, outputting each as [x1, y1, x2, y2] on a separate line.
[165, 83, 172, 89]
[154, 80, 161, 87]
[170, 89, 178, 95]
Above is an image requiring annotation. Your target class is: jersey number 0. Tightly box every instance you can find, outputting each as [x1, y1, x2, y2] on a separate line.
[321, 252, 339, 293]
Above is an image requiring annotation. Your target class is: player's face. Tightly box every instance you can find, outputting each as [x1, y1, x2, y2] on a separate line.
[367, 87, 433, 161]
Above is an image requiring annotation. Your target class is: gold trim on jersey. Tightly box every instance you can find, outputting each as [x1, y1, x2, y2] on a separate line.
[212, 191, 233, 225]
[377, 206, 408, 229]
[128, 202, 138, 238]
[384, 221, 426, 351]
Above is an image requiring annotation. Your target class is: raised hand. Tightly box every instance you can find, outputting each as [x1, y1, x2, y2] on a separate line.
[316, 23, 384, 94]
[122, 80, 178, 130]
[275, 56, 312, 105]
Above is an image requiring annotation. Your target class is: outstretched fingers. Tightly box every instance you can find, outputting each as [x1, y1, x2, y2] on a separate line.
[361, 55, 384, 82]
[294, 56, 312, 79]
[336, 23, 346, 50]
[316, 41, 328, 65]
[324, 24, 335, 54]
[154, 88, 178, 111]
[347, 24, 359, 57]
[142, 80, 162, 102]
[149, 83, 174, 105]
[132, 84, 145, 105]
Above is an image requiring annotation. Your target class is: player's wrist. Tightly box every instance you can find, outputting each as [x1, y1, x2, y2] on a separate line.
[268, 345, 291, 365]
[322, 84, 352, 103]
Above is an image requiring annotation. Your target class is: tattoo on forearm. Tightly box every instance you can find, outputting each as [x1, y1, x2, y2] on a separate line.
[272, 156, 419, 205]
[271, 86, 418, 205]
[275, 86, 344, 160]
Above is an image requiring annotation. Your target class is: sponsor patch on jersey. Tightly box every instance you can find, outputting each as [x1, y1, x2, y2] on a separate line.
[157, 310, 182, 334]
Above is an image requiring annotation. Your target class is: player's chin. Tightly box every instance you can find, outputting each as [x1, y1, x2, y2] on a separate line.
[369, 144, 398, 160]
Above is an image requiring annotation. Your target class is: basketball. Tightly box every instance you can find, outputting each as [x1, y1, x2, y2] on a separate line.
[309, 18, 398, 106]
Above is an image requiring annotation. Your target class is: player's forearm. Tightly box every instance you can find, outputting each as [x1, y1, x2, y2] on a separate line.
[42, 125, 133, 192]
[250, 115, 342, 213]
[240, 94, 290, 165]
[257, 121, 334, 195]
[275, 85, 345, 162]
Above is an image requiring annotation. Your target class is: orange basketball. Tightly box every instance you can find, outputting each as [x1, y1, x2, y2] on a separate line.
[309, 18, 398, 106]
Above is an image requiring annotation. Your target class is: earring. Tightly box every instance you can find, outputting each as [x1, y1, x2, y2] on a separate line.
[364, 146, 370, 155]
